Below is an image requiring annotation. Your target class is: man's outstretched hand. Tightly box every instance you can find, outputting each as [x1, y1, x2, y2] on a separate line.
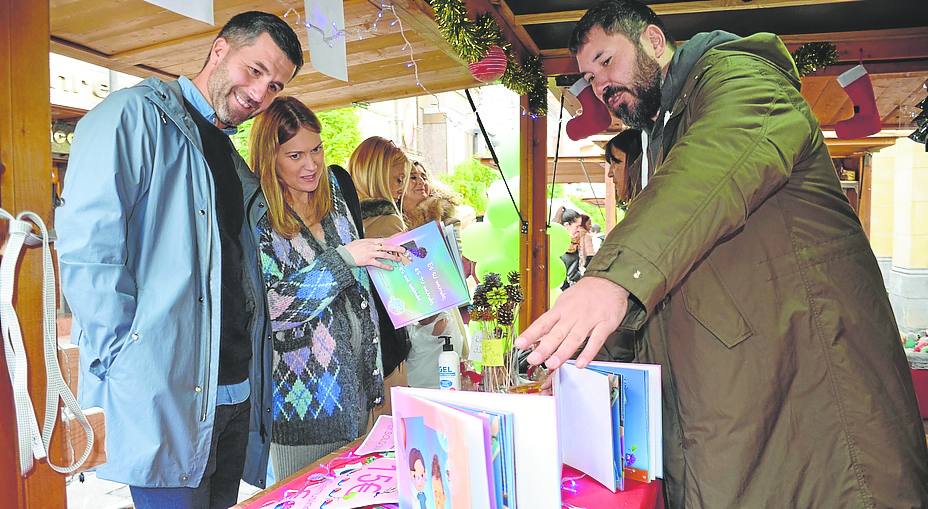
[514, 276, 629, 369]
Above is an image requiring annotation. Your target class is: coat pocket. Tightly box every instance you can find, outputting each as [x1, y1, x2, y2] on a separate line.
[681, 259, 754, 348]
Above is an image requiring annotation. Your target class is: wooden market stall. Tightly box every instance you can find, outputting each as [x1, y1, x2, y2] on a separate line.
[2, 1, 928, 507]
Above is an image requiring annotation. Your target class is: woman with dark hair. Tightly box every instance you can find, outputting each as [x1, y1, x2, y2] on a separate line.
[249, 97, 405, 478]
[605, 128, 643, 204]
[555, 207, 588, 289]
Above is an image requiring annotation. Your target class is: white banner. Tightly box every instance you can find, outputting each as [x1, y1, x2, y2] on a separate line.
[305, 0, 348, 82]
[144, 0, 214, 25]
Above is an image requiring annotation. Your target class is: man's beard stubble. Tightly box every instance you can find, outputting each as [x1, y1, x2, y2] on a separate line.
[602, 45, 662, 132]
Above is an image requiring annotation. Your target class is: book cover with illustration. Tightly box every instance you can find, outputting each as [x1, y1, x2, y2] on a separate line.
[391, 387, 561, 509]
[556, 361, 661, 491]
[239, 452, 399, 509]
[367, 221, 469, 328]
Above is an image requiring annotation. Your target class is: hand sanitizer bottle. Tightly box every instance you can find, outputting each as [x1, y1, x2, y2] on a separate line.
[437, 336, 460, 390]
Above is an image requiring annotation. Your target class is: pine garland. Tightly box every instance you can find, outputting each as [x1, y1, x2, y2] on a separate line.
[430, 0, 547, 114]
[792, 42, 838, 77]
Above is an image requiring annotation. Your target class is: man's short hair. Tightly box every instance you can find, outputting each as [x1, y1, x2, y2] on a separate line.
[568, 0, 675, 54]
[211, 11, 304, 77]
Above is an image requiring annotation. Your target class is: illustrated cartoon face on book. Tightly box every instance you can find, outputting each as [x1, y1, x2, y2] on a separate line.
[399, 240, 428, 265]
[404, 418, 452, 509]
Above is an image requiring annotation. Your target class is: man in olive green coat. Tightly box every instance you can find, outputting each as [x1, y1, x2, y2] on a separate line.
[516, 1, 928, 507]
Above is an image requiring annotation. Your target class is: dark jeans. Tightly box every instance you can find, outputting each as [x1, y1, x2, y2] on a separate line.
[130, 399, 251, 509]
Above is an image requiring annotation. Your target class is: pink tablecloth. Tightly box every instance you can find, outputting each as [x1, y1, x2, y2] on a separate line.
[238, 446, 664, 509]
[561, 465, 663, 509]
[912, 369, 928, 419]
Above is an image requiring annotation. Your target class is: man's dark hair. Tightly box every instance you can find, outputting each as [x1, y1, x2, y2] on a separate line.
[208, 11, 304, 77]
[568, 0, 675, 54]
[606, 128, 643, 164]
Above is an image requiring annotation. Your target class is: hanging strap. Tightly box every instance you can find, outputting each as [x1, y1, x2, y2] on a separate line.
[1, 209, 93, 476]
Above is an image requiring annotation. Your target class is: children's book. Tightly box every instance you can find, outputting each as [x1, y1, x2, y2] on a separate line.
[555, 361, 662, 492]
[367, 221, 470, 328]
[392, 387, 561, 509]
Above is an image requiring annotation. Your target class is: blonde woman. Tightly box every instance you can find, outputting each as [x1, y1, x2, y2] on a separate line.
[349, 136, 413, 416]
[250, 98, 405, 479]
[401, 161, 467, 389]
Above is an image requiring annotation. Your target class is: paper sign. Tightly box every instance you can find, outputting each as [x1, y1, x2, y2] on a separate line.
[305, 0, 348, 81]
[144, 0, 214, 25]
[482, 339, 505, 367]
[356, 415, 395, 456]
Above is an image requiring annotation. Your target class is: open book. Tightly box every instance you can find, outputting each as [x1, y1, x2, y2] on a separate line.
[366, 221, 470, 328]
[392, 387, 561, 509]
[555, 361, 662, 492]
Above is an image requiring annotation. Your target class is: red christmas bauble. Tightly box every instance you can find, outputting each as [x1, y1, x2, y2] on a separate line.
[468, 45, 508, 83]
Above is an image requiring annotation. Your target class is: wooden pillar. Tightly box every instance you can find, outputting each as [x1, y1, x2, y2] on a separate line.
[0, 1, 66, 507]
[518, 96, 548, 331]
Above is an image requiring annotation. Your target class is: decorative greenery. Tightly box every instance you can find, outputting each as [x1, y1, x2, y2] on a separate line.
[230, 106, 361, 168]
[430, 0, 548, 114]
[792, 42, 839, 77]
[317, 107, 362, 168]
[438, 157, 500, 214]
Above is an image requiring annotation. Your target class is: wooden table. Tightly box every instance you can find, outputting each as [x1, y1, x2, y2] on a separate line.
[235, 437, 663, 509]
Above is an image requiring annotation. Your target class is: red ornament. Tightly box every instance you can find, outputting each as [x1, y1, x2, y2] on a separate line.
[468, 45, 508, 83]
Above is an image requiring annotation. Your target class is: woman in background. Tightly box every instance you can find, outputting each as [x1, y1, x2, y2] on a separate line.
[401, 161, 466, 388]
[605, 128, 643, 205]
[250, 98, 404, 479]
[349, 136, 414, 414]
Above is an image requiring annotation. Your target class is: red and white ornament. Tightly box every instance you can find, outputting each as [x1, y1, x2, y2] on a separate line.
[469, 45, 508, 83]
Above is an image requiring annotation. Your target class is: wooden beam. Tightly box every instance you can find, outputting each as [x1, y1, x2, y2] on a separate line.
[1, 0, 66, 506]
[465, 0, 539, 59]
[783, 28, 928, 64]
[519, 95, 549, 329]
[50, 36, 177, 80]
[515, 0, 862, 25]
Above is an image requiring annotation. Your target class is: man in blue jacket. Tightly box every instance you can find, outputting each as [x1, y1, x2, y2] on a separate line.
[56, 12, 302, 508]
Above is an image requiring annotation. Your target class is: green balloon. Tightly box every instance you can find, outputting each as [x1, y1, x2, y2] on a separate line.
[486, 196, 520, 229]
[461, 222, 495, 261]
[548, 257, 567, 289]
[547, 223, 571, 254]
[499, 224, 520, 260]
[477, 254, 518, 283]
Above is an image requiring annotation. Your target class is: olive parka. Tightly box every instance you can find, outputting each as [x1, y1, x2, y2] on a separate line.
[586, 32, 928, 508]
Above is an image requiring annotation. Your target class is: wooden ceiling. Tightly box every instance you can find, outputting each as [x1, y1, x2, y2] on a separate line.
[50, 0, 928, 129]
[502, 0, 928, 131]
[50, 0, 484, 112]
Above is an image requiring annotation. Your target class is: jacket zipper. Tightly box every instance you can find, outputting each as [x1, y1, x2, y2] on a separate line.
[150, 90, 215, 423]
[199, 150, 216, 423]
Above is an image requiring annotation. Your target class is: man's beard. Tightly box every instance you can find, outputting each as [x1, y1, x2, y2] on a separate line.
[207, 61, 255, 128]
[602, 45, 662, 131]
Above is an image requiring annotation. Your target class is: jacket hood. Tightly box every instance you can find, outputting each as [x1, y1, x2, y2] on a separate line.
[360, 198, 399, 220]
[662, 32, 800, 111]
[660, 30, 740, 113]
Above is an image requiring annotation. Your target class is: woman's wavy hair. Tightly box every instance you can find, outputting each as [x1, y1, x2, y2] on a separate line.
[348, 136, 410, 221]
[250, 96, 330, 239]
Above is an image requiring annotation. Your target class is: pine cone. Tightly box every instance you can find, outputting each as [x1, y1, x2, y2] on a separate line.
[507, 271, 520, 285]
[488, 287, 508, 307]
[497, 304, 514, 326]
[505, 284, 524, 304]
[483, 272, 502, 288]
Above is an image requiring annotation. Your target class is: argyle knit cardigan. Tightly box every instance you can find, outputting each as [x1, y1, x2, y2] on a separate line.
[258, 173, 384, 446]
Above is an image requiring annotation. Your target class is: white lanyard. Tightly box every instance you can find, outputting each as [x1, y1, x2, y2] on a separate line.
[1, 208, 93, 476]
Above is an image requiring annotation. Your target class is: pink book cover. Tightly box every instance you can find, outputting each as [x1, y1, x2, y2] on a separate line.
[366, 221, 469, 328]
[392, 388, 493, 509]
[237, 452, 398, 509]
